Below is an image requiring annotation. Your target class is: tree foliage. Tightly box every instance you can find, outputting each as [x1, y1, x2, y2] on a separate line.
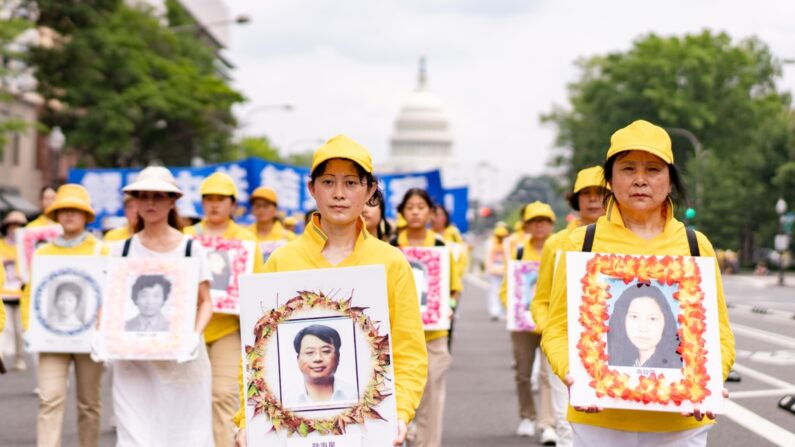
[29, 0, 244, 167]
[543, 30, 794, 260]
[0, 1, 34, 149]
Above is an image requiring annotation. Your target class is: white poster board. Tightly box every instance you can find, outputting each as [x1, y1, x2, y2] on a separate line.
[26, 256, 106, 353]
[193, 235, 256, 315]
[505, 260, 540, 331]
[15, 224, 63, 281]
[239, 265, 397, 447]
[400, 246, 451, 331]
[98, 257, 199, 360]
[566, 251, 725, 414]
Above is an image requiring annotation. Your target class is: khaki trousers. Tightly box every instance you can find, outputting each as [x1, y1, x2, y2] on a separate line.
[511, 331, 553, 429]
[207, 331, 241, 447]
[414, 336, 452, 447]
[37, 353, 103, 447]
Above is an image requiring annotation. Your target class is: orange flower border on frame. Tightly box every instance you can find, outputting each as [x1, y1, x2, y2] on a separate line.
[577, 254, 711, 406]
[245, 291, 392, 437]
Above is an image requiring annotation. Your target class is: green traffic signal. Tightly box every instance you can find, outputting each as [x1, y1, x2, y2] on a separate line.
[685, 208, 696, 220]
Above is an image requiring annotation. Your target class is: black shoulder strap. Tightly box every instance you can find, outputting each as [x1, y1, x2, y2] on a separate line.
[516, 246, 524, 260]
[582, 223, 596, 253]
[389, 236, 398, 247]
[185, 238, 193, 257]
[121, 238, 132, 258]
[686, 228, 700, 257]
[434, 239, 446, 247]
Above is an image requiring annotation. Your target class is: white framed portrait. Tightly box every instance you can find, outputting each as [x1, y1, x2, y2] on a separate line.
[239, 265, 396, 447]
[400, 246, 451, 331]
[25, 256, 106, 353]
[505, 260, 540, 332]
[15, 224, 63, 281]
[566, 251, 725, 414]
[99, 257, 199, 360]
[192, 235, 256, 314]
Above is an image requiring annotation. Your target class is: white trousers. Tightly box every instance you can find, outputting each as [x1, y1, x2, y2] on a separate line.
[542, 354, 572, 447]
[572, 423, 711, 447]
[487, 275, 504, 318]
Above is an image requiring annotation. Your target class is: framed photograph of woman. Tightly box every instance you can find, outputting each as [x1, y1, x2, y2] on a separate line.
[238, 265, 397, 447]
[15, 224, 63, 281]
[25, 256, 105, 353]
[98, 257, 199, 360]
[192, 235, 255, 314]
[565, 251, 725, 414]
[400, 246, 451, 331]
[505, 260, 540, 331]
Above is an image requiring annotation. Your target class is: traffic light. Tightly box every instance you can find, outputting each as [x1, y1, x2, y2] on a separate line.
[685, 208, 696, 220]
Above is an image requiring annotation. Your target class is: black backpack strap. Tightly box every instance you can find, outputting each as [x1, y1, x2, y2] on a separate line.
[389, 236, 399, 247]
[121, 238, 132, 258]
[185, 238, 193, 257]
[686, 228, 700, 257]
[516, 246, 524, 260]
[581, 224, 596, 252]
[434, 238, 446, 247]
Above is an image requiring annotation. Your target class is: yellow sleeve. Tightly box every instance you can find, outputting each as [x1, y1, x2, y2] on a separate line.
[530, 236, 561, 334]
[0, 264, 4, 332]
[251, 243, 265, 273]
[697, 233, 736, 380]
[499, 270, 508, 308]
[540, 243, 572, 381]
[449, 249, 462, 293]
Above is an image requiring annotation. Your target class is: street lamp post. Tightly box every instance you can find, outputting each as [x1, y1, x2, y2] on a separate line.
[775, 198, 788, 286]
[170, 15, 251, 33]
[48, 126, 65, 185]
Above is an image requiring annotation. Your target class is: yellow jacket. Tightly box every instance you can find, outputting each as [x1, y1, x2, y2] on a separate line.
[441, 225, 469, 282]
[0, 265, 5, 332]
[499, 237, 543, 311]
[248, 220, 296, 243]
[26, 215, 55, 228]
[530, 221, 582, 333]
[395, 230, 463, 342]
[541, 199, 735, 433]
[103, 226, 132, 242]
[184, 221, 264, 343]
[0, 238, 22, 300]
[234, 214, 428, 427]
[20, 234, 109, 330]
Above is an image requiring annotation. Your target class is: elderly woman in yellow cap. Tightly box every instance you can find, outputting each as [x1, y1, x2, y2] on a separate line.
[485, 225, 509, 320]
[20, 184, 108, 447]
[248, 186, 295, 263]
[542, 120, 735, 446]
[499, 201, 556, 440]
[1, 210, 28, 370]
[183, 171, 263, 447]
[529, 166, 608, 447]
[234, 135, 427, 447]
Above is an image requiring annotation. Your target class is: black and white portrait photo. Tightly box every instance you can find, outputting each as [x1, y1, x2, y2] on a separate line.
[124, 274, 172, 332]
[207, 250, 231, 292]
[46, 281, 88, 332]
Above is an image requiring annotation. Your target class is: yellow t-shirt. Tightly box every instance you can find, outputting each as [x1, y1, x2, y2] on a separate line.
[184, 221, 264, 343]
[103, 226, 132, 242]
[541, 198, 735, 433]
[0, 238, 22, 300]
[248, 220, 296, 243]
[26, 215, 55, 228]
[234, 214, 427, 427]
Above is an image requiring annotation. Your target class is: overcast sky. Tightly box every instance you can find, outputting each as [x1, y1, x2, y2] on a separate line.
[223, 0, 795, 178]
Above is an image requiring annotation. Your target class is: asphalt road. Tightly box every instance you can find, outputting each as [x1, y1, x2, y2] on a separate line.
[1, 273, 794, 446]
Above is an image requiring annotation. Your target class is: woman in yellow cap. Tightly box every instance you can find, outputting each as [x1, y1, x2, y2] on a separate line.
[0, 210, 28, 371]
[184, 171, 263, 447]
[530, 166, 608, 447]
[542, 120, 734, 446]
[114, 166, 214, 446]
[499, 201, 556, 441]
[104, 193, 138, 243]
[248, 186, 295, 263]
[362, 191, 392, 241]
[485, 225, 509, 320]
[20, 184, 108, 447]
[233, 135, 427, 447]
[391, 187, 462, 447]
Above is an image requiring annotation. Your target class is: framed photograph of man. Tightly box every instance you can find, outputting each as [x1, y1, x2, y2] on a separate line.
[400, 246, 451, 331]
[15, 224, 63, 281]
[238, 265, 397, 447]
[99, 257, 199, 360]
[25, 256, 105, 353]
[192, 235, 255, 314]
[565, 251, 725, 414]
[505, 260, 540, 331]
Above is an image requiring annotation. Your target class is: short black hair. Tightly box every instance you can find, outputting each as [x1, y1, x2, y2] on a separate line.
[55, 282, 82, 303]
[293, 324, 342, 354]
[433, 205, 451, 227]
[310, 159, 383, 207]
[397, 188, 435, 215]
[131, 275, 172, 303]
[603, 152, 687, 207]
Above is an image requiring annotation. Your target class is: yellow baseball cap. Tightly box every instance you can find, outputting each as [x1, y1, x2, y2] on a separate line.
[606, 120, 673, 164]
[573, 166, 609, 194]
[201, 172, 238, 198]
[311, 134, 373, 174]
[46, 184, 96, 223]
[493, 226, 509, 238]
[513, 221, 522, 232]
[283, 216, 297, 226]
[522, 201, 556, 223]
[251, 187, 278, 205]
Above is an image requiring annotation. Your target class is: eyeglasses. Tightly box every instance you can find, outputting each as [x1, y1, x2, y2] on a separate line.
[315, 175, 366, 192]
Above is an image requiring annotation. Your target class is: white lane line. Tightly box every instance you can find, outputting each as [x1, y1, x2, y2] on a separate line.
[731, 323, 795, 349]
[730, 388, 795, 399]
[723, 399, 795, 447]
[465, 274, 489, 290]
[732, 363, 795, 389]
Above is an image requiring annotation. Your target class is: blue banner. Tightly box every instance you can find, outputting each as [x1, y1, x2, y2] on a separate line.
[443, 186, 469, 233]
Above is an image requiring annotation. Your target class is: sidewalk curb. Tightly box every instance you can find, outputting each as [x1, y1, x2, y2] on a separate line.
[728, 303, 795, 320]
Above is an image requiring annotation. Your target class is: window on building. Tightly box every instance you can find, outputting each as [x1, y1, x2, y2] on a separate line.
[12, 133, 21, 166]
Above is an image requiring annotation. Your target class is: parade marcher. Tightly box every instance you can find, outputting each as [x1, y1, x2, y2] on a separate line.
[26, 186, 58, 228]
[504, 212, 529, 261]
[104, 193, 138, 243]
[20, 184, 108, 447]
[113, 166, 214, 446]
[0, 210, 28, 371]
[362, 191, 393, 242]
[184, 172, 264, 447]
[233, 134, 428, 447]
[432, 205, 470, 281]
[499, 201, 556, 441]
[541, 120, 735, 446]
[485, 225, 509, 321]
[248, 186, 296, 262]
[392, 188, 462, 447]
[530, 166, 608, 447]
[282, 215, 298, 233]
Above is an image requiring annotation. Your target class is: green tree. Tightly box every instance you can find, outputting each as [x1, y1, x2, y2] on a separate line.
[239, 136, 281, 161]
[543, 30, 793, 262]
[0, 1, 33, 149]
[29, 0, 244, 167]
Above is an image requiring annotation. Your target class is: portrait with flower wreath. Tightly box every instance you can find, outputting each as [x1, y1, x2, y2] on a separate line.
[565, 251, 726, 413]
[506, 260, 540, 331]
[192, 235, 255, 314]
[400, 246, 451, 331]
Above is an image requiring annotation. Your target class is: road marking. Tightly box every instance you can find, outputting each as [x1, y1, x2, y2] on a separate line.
[731, 323, 795, 349]
[730, 388, 795, 399]
[728, 303, 795, 320]
[732, 363, 795, 389]
[748, 350, 795, 365]
[465, 274, 489, 290]
[723, 399, 795, 447]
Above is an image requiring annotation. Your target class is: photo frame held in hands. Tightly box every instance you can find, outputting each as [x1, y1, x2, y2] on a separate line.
[400, 246, 451, 331]
[505, 260, 540, 332]
[192, 235, 255, 314]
